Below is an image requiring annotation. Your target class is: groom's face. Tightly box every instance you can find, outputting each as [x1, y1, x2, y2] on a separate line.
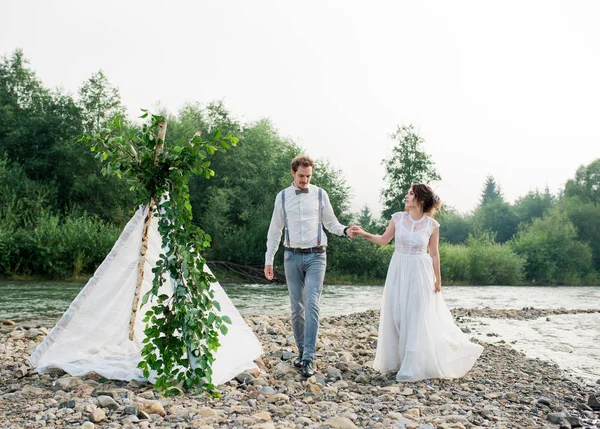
[291, 165, 312, 190]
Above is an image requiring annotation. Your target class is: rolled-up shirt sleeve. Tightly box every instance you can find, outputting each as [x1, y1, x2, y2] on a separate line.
[265, 192, 284, 265]
[321, 190, 347, 236]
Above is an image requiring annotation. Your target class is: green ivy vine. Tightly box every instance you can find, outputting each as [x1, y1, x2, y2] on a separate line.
[80, 111, 238, 394]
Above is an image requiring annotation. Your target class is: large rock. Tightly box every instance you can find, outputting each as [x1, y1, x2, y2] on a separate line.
[55, 376, 82, 391]
[137, 400, 166, 417]
[588, 393, 600, 411]
[96, 395, 119, 410]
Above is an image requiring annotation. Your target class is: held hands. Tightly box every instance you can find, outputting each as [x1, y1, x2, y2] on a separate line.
[346, 225, 363, 238]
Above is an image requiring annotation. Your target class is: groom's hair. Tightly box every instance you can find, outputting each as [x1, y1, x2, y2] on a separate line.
[291, 154, 315, 172]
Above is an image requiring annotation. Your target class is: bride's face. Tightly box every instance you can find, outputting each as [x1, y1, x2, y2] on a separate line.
[404, 187, 419, 210]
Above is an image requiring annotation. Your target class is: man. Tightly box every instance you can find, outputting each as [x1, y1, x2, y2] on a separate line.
[264, 154, 358, 377]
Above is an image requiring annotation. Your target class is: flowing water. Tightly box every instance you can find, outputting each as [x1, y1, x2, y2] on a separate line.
[1, 281, 598, 383]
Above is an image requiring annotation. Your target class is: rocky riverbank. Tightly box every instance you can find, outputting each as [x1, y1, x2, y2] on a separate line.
[1, 309, 599, 428]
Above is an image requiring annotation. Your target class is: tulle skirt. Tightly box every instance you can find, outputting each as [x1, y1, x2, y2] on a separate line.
[374, 252, 483, 381]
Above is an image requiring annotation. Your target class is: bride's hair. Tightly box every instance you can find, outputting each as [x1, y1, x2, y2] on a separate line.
[411, 184, 442, 217]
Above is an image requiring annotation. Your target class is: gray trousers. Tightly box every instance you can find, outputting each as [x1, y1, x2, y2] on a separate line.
[283, 251, 327, 362]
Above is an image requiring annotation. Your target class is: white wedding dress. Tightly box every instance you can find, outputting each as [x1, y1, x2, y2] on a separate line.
[374, 212, 483, 381]
[30, 206, 263, 385]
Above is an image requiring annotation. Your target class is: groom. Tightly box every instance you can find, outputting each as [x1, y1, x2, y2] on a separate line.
[264, 154, 358, 377]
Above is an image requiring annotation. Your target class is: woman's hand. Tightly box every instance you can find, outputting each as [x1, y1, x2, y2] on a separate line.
[434, 281, 441, 293]
[348, 226, 364, 237]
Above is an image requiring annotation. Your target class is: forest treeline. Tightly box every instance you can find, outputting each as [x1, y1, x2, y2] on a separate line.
[1, 50, 599, 285]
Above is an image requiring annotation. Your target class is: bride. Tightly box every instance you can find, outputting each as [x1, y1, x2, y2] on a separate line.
[355, 184, 482, 381]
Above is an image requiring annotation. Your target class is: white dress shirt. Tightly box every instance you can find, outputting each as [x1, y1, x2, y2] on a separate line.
[265, 184, 347, 265]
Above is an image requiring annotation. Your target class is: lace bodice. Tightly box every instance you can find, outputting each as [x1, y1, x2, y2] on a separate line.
[392, 212, 440, 255]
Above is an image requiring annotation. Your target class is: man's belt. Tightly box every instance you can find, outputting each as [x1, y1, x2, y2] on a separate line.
[285, 246, 326, 254]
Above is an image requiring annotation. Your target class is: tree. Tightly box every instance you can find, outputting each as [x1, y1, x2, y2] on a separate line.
[480, 175, 502, 205]
[562, 196, 600, 272]
[438, 209, 472, 244]
[514, 188, 554, 226]
[357, 205, 375, 230]
[510, 208, 596, 284]
[471, 199, 519, 243]
[381, 125, 441, 219]
[79, 70, 126, 134]
[0, 50, 134, 223]
[564, 159, 600, 207]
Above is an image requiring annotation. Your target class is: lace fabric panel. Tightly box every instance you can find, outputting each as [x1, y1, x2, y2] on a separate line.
[394, 212, 438, 255]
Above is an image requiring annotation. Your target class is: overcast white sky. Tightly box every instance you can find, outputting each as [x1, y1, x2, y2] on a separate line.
[2, 0, 599, 215]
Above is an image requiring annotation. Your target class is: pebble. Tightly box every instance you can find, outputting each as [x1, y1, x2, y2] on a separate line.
[0, 308, 598, 428]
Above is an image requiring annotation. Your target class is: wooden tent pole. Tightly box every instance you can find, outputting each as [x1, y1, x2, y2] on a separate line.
[129, 120, 167, 340]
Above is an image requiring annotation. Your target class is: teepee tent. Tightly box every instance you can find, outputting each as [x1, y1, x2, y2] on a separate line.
[30, 205, 263, 385]
[30, 118, 263, 386]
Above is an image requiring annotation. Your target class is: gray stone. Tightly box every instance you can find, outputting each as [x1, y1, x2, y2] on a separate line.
[22, 385, 46, 396]
[281, 351, 295, 361]
[566, 414, 583, 428]
[55, 376, 82, 391]
[259, 386, 277, 395]
[325, 366, 343, 380]
[588, 393, 600, 410]
[536, 397, 552, 407]
[322, 416, 358, 429]
[124, 404, 139, 415]
[236, 371, 254, 384]
[59, 399, 76, 409]
[547, 412, 566, 424]
[97, 395, 119, 410]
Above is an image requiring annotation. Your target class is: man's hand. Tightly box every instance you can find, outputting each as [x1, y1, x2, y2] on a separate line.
[347, 225, 363, 238]
[264, 265, 274, 281]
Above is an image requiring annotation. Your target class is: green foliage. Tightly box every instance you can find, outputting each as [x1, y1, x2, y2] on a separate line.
[0, 49, 135, 225]
[162, 104, 354, 270]
[84, 112, 238, 394]
[380, 125, 441, 219]
[0, 213, 119, 278]
[0, 156, 55, 228]
[564, 158, 600, 206]
[3, 50, 598, 286]
[327, 236, 393, 282]
[562, 197, 600, 271]
[514, 188, 554, 226]
[438, 209, 472, 244]
[471, 199, 519, 244]
[439, 243, 470, 283]
[79, 70, 127, 134]
[465, 233, 525, 285]
[480, 175, 502, 205]
[510, 208, 597, 284]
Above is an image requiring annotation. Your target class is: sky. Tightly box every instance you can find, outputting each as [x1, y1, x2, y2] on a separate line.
[2, 0, 599, 215]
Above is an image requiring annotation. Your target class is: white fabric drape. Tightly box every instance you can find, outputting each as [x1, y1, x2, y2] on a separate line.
[30, 206, 263, 385]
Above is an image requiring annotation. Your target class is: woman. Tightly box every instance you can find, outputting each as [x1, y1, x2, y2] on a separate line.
[356, 184, 483, 381]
